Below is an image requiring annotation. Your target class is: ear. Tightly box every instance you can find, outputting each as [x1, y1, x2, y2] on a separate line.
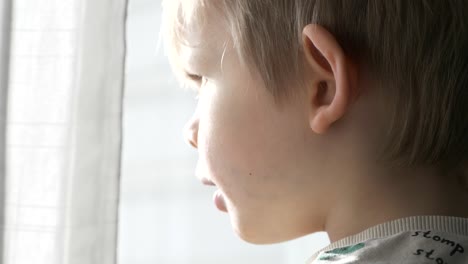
[302, 24, 358, 134]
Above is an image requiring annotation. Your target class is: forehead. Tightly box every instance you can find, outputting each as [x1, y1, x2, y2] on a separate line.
[165, 0, 231, 73]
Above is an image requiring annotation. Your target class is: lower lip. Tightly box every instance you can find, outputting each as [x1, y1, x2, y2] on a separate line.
[213, 189, 227, 212]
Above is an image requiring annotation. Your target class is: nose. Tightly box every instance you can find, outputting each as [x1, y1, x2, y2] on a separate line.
[184, 114, 199, 149]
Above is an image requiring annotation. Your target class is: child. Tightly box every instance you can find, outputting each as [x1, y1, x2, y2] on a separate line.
[162, 1, 468, 263]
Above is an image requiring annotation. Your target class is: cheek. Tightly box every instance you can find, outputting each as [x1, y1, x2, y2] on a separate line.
[196, 93, 267, 191]
[200, 101, 260, 186]
[199, 90, 305, 202]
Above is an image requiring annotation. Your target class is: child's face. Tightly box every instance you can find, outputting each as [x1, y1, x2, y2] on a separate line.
[181, 7, 331, 244]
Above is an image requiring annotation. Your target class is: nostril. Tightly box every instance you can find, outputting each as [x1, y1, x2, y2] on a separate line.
[188, 135, 198, 148]
[184, 123, 198, 149]
[184, 112, 199, 149]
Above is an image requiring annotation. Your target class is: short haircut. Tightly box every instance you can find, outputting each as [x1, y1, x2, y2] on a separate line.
[162, 0, 468, 174]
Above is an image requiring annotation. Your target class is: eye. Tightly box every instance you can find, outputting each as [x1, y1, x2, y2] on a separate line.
[183, 72, 208, 99]
[186, 73, 204, 85]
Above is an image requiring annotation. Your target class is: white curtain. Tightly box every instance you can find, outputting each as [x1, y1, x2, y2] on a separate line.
[1, 0, 127, 263]
[0, 0, 12, 262]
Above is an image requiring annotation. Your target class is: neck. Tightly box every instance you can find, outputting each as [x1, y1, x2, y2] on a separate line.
[323, 164, 468, 243]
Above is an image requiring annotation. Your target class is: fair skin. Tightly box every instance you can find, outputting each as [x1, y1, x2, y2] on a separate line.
[180, 7, 468, 244]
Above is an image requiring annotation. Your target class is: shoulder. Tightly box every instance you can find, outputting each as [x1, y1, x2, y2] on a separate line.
[311, 230, 468, 264]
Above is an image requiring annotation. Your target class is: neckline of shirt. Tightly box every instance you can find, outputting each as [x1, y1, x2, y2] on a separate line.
[307, 215, 468, 263]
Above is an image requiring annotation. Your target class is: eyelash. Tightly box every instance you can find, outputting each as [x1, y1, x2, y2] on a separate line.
[186, 73, 203, 84]
[184, 73, 207, 99]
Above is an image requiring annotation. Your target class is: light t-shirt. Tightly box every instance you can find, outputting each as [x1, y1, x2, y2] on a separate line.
[307, 215, 468, 264]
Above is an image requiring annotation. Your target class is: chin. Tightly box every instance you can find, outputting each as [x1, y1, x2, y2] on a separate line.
[230, 217, 289, 245]
[230, 216, 319, 245]
[235, 231, 292, 245]
[234, 229, 274, 244]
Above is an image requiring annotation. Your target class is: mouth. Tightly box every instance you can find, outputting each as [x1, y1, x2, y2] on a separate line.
[200, 177, 216, 186]
[200, 177, 227, 212]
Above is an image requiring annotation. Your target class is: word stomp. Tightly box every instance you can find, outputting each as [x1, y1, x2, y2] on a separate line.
[412, 230, 465, 264]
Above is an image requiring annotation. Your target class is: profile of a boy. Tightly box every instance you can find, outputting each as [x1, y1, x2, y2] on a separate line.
[162, 1, 468, 263]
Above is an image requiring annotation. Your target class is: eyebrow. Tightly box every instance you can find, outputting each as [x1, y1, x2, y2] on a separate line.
[179, 49, 205, 74]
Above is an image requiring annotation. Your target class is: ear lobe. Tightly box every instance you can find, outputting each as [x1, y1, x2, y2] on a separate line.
[302, 24, 357, 134]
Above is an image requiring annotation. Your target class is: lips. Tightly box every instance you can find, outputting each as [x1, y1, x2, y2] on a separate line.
[200, 178, 227, 212]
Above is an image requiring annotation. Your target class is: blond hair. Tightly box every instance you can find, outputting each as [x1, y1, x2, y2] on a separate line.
[162, 0, 468, 176]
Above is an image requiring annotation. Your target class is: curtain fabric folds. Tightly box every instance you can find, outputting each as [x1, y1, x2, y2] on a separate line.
[1, 0, 127, 263]
[0, 0, 12, 261]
